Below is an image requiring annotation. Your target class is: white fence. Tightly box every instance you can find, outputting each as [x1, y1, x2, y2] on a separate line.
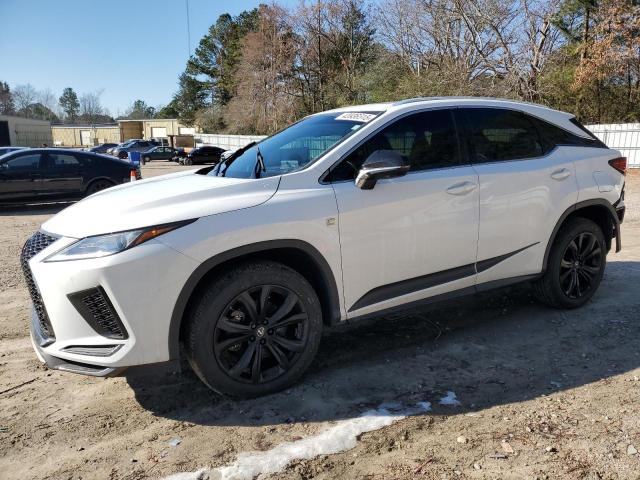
[586, 123, 640, 167]
[195, 133, 266, 151]
[195, 125, 640, 168]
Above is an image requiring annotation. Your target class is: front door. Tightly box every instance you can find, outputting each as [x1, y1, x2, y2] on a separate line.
[329, 109, 480, 317]
[0, 152, 44, 202]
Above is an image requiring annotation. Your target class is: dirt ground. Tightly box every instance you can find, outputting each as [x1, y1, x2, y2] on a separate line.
[1, 163, 639, 480]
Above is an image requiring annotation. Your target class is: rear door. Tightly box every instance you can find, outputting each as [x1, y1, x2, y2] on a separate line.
[0, 152, 44, 201]
[459, 108, 578, 285]
[41, 152, 85, 199]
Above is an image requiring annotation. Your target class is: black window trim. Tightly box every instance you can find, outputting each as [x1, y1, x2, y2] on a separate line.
[458, 105, 608, 167]
[319, 106, 468, 185]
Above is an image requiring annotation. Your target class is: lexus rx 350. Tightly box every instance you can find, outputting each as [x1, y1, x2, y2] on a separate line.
[22, 97, 626, 397]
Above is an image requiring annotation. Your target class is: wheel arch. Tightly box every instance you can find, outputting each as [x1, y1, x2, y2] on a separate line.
[84, 176, 116, 193]
[168, 240, 342, 359]
[542, 199, 621, 273]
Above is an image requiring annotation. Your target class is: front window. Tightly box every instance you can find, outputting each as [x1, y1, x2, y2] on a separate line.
[211, 112, 380, 179]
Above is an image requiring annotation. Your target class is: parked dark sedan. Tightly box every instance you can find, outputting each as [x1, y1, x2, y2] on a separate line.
[88, 143, 118, 154]
[0, 149, 140, 204]
[180, 146, 226, 165]
[141, 146, 184, 164]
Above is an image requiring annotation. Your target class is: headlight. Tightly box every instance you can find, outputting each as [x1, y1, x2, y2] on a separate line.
[45, 220, 194, 262]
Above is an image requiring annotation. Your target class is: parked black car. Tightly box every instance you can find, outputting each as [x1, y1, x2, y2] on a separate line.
[180, 146, 226, 165]
[88, 143, 118, 154]
[0, 149, 140, 204]
[141, 146, 185, 164]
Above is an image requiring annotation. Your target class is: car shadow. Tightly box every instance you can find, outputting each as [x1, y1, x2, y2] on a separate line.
[125, 259, 640, 427]
[0, 202, 72, 216]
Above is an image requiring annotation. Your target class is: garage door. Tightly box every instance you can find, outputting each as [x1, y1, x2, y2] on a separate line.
[151, 127, 167, 138]
[80, 130, 91, 146]
[179, 127, 195, 135]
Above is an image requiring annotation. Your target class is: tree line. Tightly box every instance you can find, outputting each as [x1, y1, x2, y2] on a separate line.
[2, 0, 638, 134]
[0, 83, 164, 124]
[160, 0, 640, 134]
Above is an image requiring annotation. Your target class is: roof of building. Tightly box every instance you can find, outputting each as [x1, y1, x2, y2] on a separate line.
[51, 124, 119, 129]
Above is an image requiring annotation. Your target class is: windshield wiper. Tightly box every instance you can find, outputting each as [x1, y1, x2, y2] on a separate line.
[254, 146, 266, 178]
[218, 141, 257, 177]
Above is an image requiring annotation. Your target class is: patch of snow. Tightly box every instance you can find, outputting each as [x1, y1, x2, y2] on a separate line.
[438, 391, 461, 406]
[163, 401, 431, 480]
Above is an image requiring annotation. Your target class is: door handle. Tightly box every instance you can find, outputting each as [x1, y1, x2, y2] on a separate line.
[551, 168, 571, 181]
[446, 181, 477, 196]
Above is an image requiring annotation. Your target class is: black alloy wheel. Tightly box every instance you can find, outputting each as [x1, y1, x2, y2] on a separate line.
[86, 179, 114, 196]
[534, 217, 606, 309]
[184, 261, 323, 397]
[559, 231, 602, 299]
[214, 285, 309, 384]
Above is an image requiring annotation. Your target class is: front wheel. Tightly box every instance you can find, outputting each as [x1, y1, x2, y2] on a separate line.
[184, 261, 323, 397]
[534, 217, 606, 309]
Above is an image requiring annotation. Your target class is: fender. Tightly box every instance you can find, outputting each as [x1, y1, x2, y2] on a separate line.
[167, 239, 341, 359]
[542, 198, 621, 273]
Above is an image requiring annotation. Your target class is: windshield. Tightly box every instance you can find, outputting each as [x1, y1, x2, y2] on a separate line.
[211, 111, 380, 179]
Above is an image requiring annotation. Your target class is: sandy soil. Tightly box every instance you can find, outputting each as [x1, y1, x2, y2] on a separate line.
[1, 163, 639, 480]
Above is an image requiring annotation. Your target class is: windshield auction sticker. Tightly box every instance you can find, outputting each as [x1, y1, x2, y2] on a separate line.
[335, 112, 378, 122]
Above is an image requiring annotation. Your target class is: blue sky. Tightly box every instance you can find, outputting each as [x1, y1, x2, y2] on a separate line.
[0, 0, 294, 116]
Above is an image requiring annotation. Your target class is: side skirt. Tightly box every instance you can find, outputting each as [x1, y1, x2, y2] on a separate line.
[346, 274, 540, 324]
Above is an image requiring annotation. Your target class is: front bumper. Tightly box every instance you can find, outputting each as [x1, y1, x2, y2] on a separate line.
[30, 308, 125, 377]
[24, 231, 199, 374]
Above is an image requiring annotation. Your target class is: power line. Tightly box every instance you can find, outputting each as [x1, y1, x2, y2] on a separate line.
[185, 0, 191, 58]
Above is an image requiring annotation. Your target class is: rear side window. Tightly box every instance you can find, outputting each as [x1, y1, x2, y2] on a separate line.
[328, 109, 460, 181]
[462, 108, 543, 163]
[49, 153, 80, 167]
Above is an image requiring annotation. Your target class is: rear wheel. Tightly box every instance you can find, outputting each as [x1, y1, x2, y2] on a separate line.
[183, 158, 193, 166]
[85, 179, 114, 196]
[534, 217, 606, 309]
[184, 261, 323, 397]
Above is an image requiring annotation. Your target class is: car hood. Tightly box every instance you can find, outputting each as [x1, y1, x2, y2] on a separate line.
[42, 170, 281, 238]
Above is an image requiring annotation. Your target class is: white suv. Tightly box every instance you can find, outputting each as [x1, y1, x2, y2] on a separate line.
[22, 97, 626, 397]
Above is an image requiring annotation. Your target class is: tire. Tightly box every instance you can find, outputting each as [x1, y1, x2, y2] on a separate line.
[183, 158, 193, 166]
[184, 261, 323, 397]
[85, 179, 115, 196]
[534, 217, 606, 309]
[142, 156, 150, 164]
[118, 152, 128, 159]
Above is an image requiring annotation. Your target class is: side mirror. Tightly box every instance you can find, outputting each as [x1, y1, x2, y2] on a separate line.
[355, 150, 410, 190]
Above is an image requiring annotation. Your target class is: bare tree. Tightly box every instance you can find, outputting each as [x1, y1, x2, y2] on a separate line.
[226, 4, 298, 134]
[13, 84, 38, 112]
[79, 90, 105, 123]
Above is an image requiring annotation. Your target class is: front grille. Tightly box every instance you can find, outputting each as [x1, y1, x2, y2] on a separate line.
[21, 231, 58, 344]
[68, 287, 128, 340]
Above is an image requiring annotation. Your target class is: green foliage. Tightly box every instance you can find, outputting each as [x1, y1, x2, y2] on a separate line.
[125, 99, 156, 119]
[59, 87, 79, 123]
[0, 81, 15, 115]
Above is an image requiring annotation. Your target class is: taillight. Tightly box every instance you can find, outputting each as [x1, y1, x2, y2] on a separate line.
[608, 157, 627, 175]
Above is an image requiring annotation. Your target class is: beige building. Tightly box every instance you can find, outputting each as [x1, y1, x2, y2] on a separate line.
[0, 115, 52, 147]
[52, 118, 197, 147]
[119, 118, 196, 142]
[51, 124, 120, 147]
